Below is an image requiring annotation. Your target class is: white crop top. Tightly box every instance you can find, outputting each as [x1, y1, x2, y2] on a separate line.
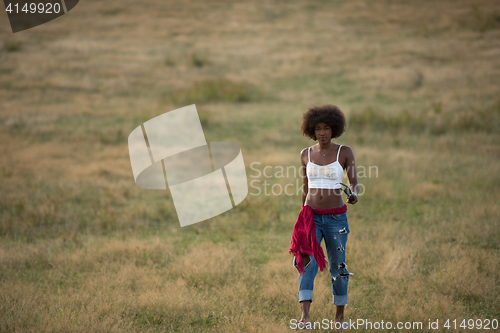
[306, 145, 344, 189]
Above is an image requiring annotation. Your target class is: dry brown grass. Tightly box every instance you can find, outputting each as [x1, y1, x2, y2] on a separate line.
[1, 0, 499, 331]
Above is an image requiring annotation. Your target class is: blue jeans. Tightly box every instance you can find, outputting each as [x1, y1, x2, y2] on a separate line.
[294, 211, 351, 306]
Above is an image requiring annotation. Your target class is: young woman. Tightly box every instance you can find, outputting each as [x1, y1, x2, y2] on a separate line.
[292, 104, 359, 326]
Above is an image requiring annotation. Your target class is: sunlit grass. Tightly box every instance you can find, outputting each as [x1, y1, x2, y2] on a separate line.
[0, 0, 499, 332]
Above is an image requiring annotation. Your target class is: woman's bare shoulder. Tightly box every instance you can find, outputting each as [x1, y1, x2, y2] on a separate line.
[339, 145, 355, 162]
[340, 145, 354, 154]
[342, 145, 353, 153]
[300, 147, 310, 165]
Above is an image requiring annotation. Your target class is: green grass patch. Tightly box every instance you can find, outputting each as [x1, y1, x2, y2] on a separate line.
[3, 41, 21, 52]
[349, 101, 500, 134]
[167, 79, 259, 105]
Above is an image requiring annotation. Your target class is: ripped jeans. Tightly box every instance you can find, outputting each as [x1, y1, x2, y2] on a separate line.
[294, 211, 351, 306]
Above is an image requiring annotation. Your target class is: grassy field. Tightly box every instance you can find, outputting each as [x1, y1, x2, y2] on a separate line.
[1, 0, 499, 332]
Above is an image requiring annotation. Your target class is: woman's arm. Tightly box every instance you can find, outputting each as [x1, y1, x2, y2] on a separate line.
[300, 148, 309, 206]
[343, 146, 359, 204]
[300, 148, 311, 265]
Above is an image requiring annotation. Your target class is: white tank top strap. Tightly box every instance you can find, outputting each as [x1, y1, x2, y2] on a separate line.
[308, 147, 311, 162]
[336, 145, 342, 161]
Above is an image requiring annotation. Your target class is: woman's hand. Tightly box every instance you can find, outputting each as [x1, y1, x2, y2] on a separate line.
[301, 253, 311, 267]
[347, 193, 358, 204]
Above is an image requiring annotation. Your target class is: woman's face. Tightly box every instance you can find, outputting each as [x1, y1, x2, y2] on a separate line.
[314, 122, 332, 142]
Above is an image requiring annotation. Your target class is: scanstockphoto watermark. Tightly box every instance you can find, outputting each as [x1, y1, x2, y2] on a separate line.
[289, 318, 499, 330]
[290, 318, 424, 330]
[248, 162, 378, 197]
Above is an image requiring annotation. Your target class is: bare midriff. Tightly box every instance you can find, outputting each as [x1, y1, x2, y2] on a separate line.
[305, 188, 344, 209]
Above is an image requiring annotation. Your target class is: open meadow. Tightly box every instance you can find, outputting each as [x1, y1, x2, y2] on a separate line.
[0, 0, 499, 332]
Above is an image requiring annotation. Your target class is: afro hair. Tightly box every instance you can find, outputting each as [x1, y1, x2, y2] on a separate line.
[300, 104, 346, 140]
